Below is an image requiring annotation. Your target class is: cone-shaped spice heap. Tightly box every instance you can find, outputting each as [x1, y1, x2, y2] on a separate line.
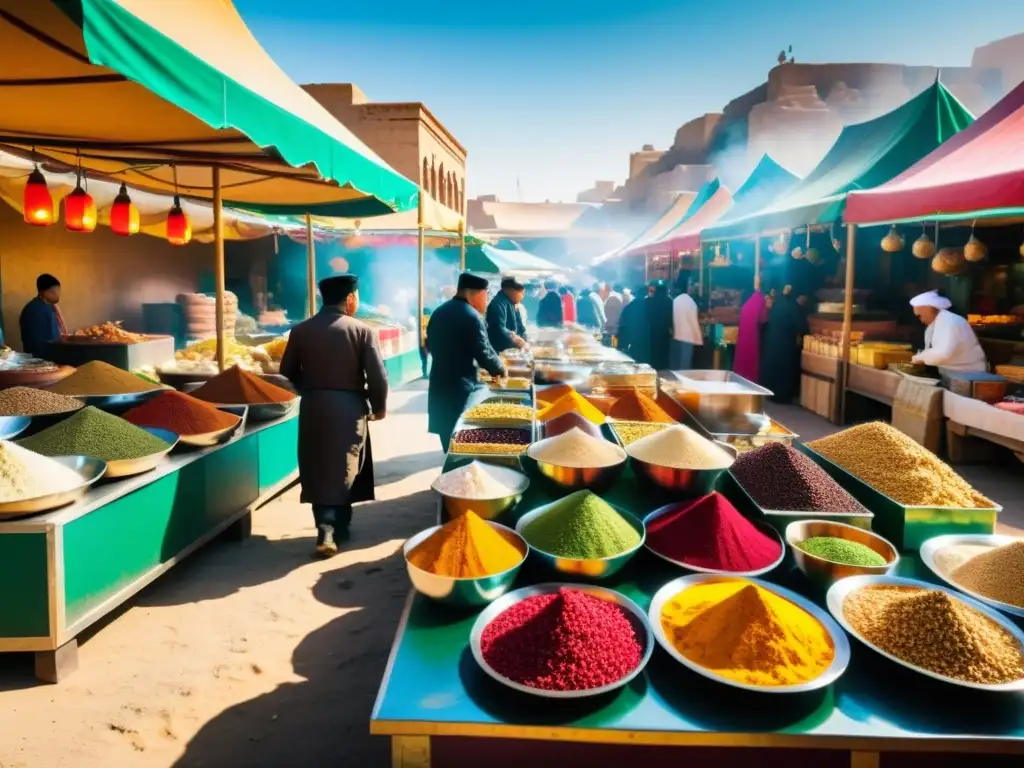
[951, 541, 1024, 608]
[191, 365, 295, 404]
[731, 442, 865, 513]
[407, 511, 523, 578]
[542, 411, 602, 439]
[123, 391, 239, 435]
[608, 391, 674, 423]
[49, 360, 156, 396]
[522, 490, 640, 558]
[20, 406, 171, 462]
[537, 391, 605, 425]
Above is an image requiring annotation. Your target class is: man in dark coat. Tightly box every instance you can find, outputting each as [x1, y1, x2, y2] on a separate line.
[645, 281, 674, 369]
[486, 275, 527, 353]
[19, 273, 65, 357]
[617, 283, 649, 361]
[427, 272, 505, 450]
[536, 280, 563, 327]
[761, 285, 808, 403]
[280, 274, 388, 557]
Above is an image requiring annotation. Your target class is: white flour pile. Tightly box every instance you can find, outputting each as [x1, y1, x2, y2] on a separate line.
[434, 462, 519, 498]
[0, 440, 84, 502]
[627, 424, 735, 470]
[529, 427, 625, 468]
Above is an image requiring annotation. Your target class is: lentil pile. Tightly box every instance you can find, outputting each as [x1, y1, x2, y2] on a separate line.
[933, 543, 992, 577]
[451, 428, 530, 455]
[462, 402, 534, 424]
[646, 492, 782, 571]
[608, 391, 675, 423]
[480, 587, 644, 691]
[843, 585, 1024, 684]
[610, 421, 668, 446]
[20, 407, 172, 462]
[433, 462, 520, 498]
[49, 360, 156, 396]
[191, 365, 295, 404]
[951, 541, 1024, 608]
[522, 490, 640, 558]
[530, 427, 624, 468]
[660, 581, 834, 686]
[406, 511, 523, 578]
[537, 391, 605, 425]
[626, 424, 734, 470]
[123, 391, 239, 435]
[542, 411, 602, 439]
[0, 440, 84, 502]
[808, 422, 990, 508]
[0, 386, 84, 417]
[731, 443, 866, 514]
[797, 536, 887, 567]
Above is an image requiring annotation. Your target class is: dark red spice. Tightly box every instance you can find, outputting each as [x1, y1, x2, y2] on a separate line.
[453, 428, 531, 446]
[645, 492, 782, 571]
[732, 442, 866, 514]
[543, 411, 602, 440]
[480, 588, 642, 691]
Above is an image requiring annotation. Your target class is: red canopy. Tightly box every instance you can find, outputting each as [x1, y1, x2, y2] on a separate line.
[651, 186, 734, 252]
[845, 80, 1024, 224]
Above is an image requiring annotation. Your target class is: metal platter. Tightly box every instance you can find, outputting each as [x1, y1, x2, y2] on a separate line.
[104, 427, 179, 478]
[430, 462, 530, 521]
[649, 574, 851, 694]
[469, 582, 654, 699]
[0, 455, 107, 518]
[826, 575, 1024, 692]
[72, 389, 165, 413]
[919, 534, 1024, 619]
[786, 519, 899, 591]
[0, 415, 31, 440]
[176, 406, 248, 448]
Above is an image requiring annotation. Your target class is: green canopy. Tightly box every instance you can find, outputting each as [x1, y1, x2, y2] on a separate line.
[704, 82, 974, 238]
[717, 155, 800, 223]
[466, 244, 561, 276]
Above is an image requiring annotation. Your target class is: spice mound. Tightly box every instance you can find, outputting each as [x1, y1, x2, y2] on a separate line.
[20, 407, 172, 463]
[537, 391, 606, 425]
[530, 427, 624, 468]
[950, 541, 1024, 608]
[732, 443, 866, 514]
[808, 422, 989, 508]
[542, 411, 602, 439]
[451, 428, 530, 455]
[608, 391, 674, 423]
[481, 587, 644, 691]
[0, 387, 84, 417]
[48, 360, 156, 396]
[191, 365, 295, 404]
[522, 490, 640, 559]
[646, 492, 782, 571]
[0, 440, 84, 502]
[844, 585, 1024, 684]
[610, 421, 668, 446]
[434, 462, 520, 498]
[123, 391, 240, 435]
[407, 511, 523, 578]
[537, 384, 574, 403]
[627, 424, 734, 470]
[797, 536, 886, 567]
[661, 581, 834, 686]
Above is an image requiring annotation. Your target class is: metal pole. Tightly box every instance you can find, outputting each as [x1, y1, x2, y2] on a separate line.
[212, 167, 226, 372]
[754, 236, 761, 291]
[417, 188, 425, 340]
[458, 216, 466, 271]
[305, 213, 317, 318]
[643, 253, 649, 284]
[839, 224, 857, 425]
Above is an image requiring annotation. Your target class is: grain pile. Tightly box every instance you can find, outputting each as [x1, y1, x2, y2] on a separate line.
[626, 425, 734, 469]
[951, 542, 1024, 608]
[731, 443, 866, 514]
[462, 403, 534, 423]
[0, 387, 83, 417]
[433, 462, 520, 498]
[20, 407, 172, 462]
[530, 427, 624, 468]
[0, 440, 84, 502]
[808, 422, 990, 508]
[49, 361, 156, 396]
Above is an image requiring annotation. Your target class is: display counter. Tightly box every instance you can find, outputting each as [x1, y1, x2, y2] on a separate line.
[943, 390, 1024, 463]
[846, 364, 901, 407]
[0, 414, 298, 682]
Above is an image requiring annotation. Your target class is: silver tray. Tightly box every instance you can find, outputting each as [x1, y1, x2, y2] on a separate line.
[71, 389, 165, 412]
[826, 575, 1024, 691]
[650, 574, 851, 694]
[919, 534, 1024, 618]
[214, 398, 297, 423]
[0, 455, 107, 518]
[470, 583, 654, 698]
[0, 415, 31, 440]
[176, 406, 248, 448]
[104, 427, 179, 478]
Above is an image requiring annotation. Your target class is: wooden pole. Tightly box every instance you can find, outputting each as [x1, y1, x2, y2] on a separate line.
[458, 216, 466, 271]
[212, 167, 226, 372]
[305, 213, 316, 318]
[754, 236, 761, 291]
[667, 251, 675, 288]
[417, 188, 425, 339]
[839, 224, 857, 425]
[643, 253, 649, 284]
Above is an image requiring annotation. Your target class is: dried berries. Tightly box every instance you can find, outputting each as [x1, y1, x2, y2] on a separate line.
[731, 443, 865, 514]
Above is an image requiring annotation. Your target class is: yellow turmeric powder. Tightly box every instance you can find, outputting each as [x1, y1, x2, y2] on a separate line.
[537, 391, 605, 425]
[660, 580, 834, 687]
[407, 511, 524, 578]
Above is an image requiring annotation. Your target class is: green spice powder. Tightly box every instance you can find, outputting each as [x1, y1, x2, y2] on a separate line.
[798, 536, 886, 567]
[522, 490, 640, 558]
[20, 406, 171, 463]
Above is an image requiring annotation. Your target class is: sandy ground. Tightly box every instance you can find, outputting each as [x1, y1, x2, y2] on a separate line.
[0, 386, 1021, 768]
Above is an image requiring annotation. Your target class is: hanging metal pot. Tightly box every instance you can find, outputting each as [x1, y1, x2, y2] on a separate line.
[881, 225, 904, 253]
[912, 232, 936, 259]
[932, 247, 965, 275]
[964, 232, 988, 262]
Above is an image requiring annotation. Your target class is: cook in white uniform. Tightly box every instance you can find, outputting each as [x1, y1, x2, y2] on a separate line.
[909, 290, 987, 373]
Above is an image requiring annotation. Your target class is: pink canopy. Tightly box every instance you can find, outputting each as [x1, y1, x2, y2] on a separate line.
[845, 80, 1024, 224]
[650, 186, 734, 252]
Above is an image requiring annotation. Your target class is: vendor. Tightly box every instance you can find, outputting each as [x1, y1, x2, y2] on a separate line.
[536, 280, 563, 327]
[910, 290, 987, 373]
[19, 273, 66, 358]
[486, 275, 528, 353]
[427, 272, 506, 449]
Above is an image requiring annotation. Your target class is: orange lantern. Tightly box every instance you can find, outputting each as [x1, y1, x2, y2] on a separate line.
[64, 183, 97, 232]
[23, 167, 54, 226]
[110, 183, 139, 236]
[166, 195, 191, 245]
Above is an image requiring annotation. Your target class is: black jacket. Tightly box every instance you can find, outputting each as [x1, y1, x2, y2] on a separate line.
[536, 292, 563, 327]
[486, 291, 526, 353]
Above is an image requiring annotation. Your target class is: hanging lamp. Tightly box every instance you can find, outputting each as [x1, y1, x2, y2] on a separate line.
[166, 196, 191, 245]
[64, 154, 96, 233]
[111, 183, 139, 236]
[23, 166, 54, 226]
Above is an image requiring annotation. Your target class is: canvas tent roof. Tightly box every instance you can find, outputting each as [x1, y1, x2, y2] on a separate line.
[592, 190, 700, 264]
[0, 0, 417, 216]
[644, 183, 734, 253]
[845, 79, 1024, 225]
[467, 244, 561, 277]
[703, 82, 974, 238]
[713, 155, 800, 226]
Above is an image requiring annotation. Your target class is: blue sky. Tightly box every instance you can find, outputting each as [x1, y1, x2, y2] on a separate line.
[235, 0, 1024, 203]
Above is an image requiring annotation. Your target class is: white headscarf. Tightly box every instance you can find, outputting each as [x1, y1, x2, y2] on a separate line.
[909, 290, 952, 310]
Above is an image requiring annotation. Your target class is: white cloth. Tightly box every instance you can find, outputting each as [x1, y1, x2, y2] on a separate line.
[672, 293, 703, 345]
[910, 290, 953, 310]
[915, 310, 987, 372]
[604, 292, 623, 333]
[944, 390, 1024, 442]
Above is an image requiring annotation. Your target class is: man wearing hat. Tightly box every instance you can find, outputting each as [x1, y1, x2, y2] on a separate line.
[427, 272, 506, 449]
[909, 290, 987, 372]
[19, 273, 66, 357]
[280, 274, 388, 557]
[486, 275, 528, 353]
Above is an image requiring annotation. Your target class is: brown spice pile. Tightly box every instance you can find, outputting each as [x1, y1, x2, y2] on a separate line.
[951, 541, 1024, 608]
[844, 585, 1023, 684]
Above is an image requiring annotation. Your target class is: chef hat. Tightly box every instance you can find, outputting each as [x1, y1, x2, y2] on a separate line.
[319, 274, 358, 304]
[909, 290, 952, 310]
[457, 272, 489, 292]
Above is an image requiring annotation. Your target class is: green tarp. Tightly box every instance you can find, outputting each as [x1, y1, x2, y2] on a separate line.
[717, 155, 800, 224]
[467, 244, 561, 276]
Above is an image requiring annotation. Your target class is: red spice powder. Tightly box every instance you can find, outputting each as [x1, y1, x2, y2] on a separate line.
[123, 391, 239, 435]
[645, 492, 782, 571]
[191, 365, 295, 405]
[608, 391, 674, 423]
[655, 392, 688, 422]
[543, 411, 603, 439]
[480, 587, 642, 691]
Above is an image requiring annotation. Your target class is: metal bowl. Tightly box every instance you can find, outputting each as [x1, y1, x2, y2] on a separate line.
[402, 521, 527, 606]
[176, 406, 248, 448]
[920, 533, 1024, 619]
[515, 500, 645, 580]
[787, 520, 899, 590]
[104, 427, 179, 478]
[212, 398, 298, 423]
[430, 462, 530, 521]
[629, 439, 736, 495]
[0, 415, 31, 440]
[826, 575, 1024, 692]
[71, 389, 165, 414]
[0, 455, 107, 518]
[650, 574, 851, 693]
[470, 582, 654, 698]
[643, 502, 786, 577]
[526, 435, 626, 494]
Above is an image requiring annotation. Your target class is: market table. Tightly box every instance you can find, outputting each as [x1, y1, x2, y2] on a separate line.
[846, 364, 901, 407]
[943, 390, 1024, 464]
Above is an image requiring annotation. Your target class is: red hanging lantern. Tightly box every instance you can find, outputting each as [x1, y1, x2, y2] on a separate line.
[165, 195, 191, 245]
[23, 167, 55, 226]
[64, 183, 97, 232]
[110, 183, 139, 236]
